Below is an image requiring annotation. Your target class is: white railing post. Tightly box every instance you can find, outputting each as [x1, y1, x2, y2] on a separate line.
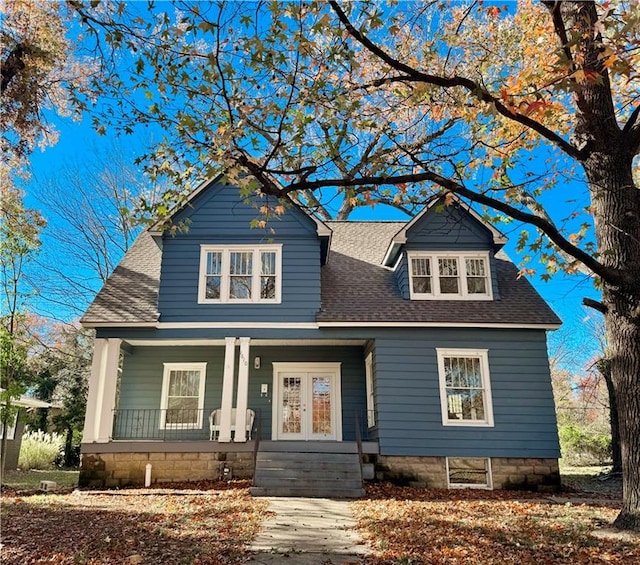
[218, 337, 236, 442]
[234, 337, 250, 442]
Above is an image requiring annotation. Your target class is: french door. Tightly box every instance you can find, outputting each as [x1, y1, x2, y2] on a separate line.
[272, 363, 342, 441]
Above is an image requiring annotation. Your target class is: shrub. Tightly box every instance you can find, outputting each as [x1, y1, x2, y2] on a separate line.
[18, 430, 64, 470]
[559, 424, 612, 466]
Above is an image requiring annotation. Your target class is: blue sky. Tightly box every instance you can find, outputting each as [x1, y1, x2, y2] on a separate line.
[23, 109, 604, 373]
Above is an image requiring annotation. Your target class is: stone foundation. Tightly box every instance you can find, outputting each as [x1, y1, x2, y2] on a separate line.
[79, 451, 255, 488]
[375, 456, 560, 491]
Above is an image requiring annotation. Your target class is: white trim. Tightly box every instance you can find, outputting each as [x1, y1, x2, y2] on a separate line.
[408, 251, 493, 300]
[446, 457, 493, 490]
[198, 244, 282, 304]
[157, 321, 319, 329]
[234, 338, 251, 442]
[219, 338, 237, 442]
[81, 321, 158, 329]
[159, 362, 207, 430]
[318, 321, 561, 330]
[87, 321, 559, 330]
[124, 339, 367, 347]
[436, 348, 494, 427]
[365, 352, 375, 428]
[272, 362, 342, 441]
[82, 338, 122, 443]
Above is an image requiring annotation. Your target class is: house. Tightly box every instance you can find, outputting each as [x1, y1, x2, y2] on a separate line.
[1, 392, 53, 471]
[79, 176, 561, 495]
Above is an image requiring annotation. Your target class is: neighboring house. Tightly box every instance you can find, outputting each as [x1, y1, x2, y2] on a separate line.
[1, 393, 53, 470]
[79, 177, 561, 495]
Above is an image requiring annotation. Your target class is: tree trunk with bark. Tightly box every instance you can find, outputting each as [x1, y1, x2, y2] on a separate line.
[585, 153, 640, 529]
[564, 0, 640, 529]
[598, 358, 622, 473]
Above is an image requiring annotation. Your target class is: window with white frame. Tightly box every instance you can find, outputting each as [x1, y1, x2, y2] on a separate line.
[198, 245, 282, 304]
[160, 363, 207, 429]
[436, 348, 494, 426]
[365, 352, 376, 428]
[408, 252, 492, 299]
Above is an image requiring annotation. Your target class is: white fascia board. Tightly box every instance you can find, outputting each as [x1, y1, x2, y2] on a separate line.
[381, 241, 404, 267]
[157, 321, 319, 329]
[124, 338, 367, 347]
[81, 321, 159, 329]
[318, 321, 561, 330]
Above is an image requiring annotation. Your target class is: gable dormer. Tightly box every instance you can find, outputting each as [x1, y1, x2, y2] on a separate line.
[151, 176, 331, 323]
[384, 195, 507, 301]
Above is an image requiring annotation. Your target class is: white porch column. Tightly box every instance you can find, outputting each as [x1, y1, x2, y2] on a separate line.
[218, 337, 236, 442]
[82, 338, 122, 443]
[234, 337, 251, 442]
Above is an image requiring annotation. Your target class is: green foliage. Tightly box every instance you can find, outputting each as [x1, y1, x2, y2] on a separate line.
[18, 430, 64, 470]
[559, 424, 612, 466]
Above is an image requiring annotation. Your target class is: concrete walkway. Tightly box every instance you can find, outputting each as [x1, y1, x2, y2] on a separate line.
[247, 497, 371, 564]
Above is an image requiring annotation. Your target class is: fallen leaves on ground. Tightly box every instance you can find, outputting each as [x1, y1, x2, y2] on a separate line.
[1, 480, 268, 564]
[352, 483, 639, 564]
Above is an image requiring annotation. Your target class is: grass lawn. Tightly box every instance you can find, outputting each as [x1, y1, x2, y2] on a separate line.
[2, 469, 80, 490]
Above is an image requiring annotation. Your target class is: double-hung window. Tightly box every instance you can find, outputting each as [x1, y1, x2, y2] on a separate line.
[436, 349, 494, 427]
[199, 245, 282, 303]
[160, 363, 207, 429]
[408, 252, 492, 299]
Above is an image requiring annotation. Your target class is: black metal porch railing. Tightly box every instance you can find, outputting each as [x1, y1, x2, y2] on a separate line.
[111, 408, 374, 441]
[112, 409, 212, 441]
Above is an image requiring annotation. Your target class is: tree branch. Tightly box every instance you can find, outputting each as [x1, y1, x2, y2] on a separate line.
[1, 44, 29, 93]
[622, 105, 640, 154]
[328, 0, 584, 161]
[583, 297, 608, 315]
[272, 170, 621, 286]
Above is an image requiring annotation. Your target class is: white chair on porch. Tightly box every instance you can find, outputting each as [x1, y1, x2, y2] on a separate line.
[209, 408, 255, 441]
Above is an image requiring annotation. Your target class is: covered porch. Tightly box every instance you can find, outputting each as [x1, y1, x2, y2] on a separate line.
[83, 337, 377, 446]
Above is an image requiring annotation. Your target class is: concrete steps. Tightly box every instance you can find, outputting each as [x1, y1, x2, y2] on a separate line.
[250, 442, 364, 498]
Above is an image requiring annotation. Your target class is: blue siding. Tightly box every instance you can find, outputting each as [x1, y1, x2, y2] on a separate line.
[406, 203, 493, 248]
[110, 327, 559, 459]
[394, 254, 410, 299]
[118, 344, 366, 442]
[372, 328, 559, 458]
[158, 181, 322, 322]
[396, 204, 501, 299]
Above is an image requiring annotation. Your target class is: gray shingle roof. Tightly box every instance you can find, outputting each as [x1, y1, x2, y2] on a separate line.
[81, 220, 560, 327]
[81, 232, 161, 325]
[319, 222, 561, 326]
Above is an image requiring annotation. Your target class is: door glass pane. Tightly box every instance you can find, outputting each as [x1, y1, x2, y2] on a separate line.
[282, 376, 302, 434]
[311, 376, 332, 435]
